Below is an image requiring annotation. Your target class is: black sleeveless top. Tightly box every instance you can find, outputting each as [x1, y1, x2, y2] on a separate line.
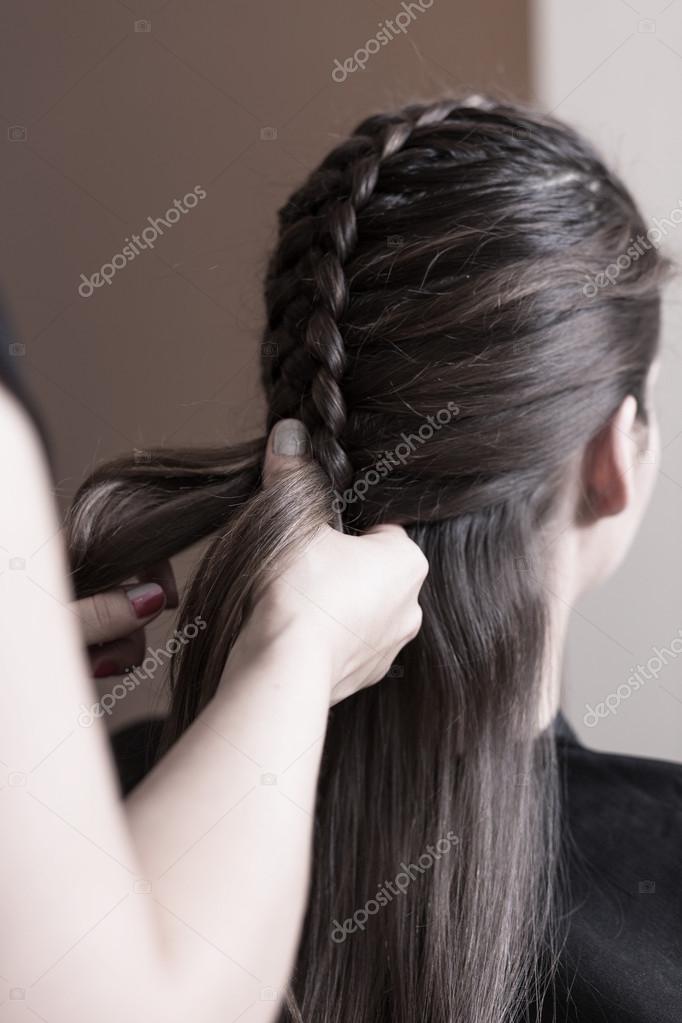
[112, 716, 682, 1022]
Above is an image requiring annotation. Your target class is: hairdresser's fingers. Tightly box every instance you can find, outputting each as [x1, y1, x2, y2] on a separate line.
[75, 582, 167, 646]
[137, 560, 179, 608]
[88, 631, 147, 679]
[262, 419, 311, 485]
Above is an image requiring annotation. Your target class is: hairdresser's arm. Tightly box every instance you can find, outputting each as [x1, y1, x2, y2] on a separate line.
[0, 389, 169, 1020]
[0, 395, 426, 1023]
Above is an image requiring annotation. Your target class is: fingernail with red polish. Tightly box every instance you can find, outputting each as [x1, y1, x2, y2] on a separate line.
[126, 582, 166, 619]
[94, 659, 118, 678]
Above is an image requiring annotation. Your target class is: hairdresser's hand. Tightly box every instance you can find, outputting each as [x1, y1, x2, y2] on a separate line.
[249, 419, 429, 705]
[73, 561, 178, 677]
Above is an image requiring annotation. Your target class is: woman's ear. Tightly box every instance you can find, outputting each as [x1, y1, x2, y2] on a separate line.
[580, 395, 639, 521]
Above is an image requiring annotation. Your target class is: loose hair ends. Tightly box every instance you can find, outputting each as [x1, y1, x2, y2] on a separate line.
[284, 505, 563, 1023]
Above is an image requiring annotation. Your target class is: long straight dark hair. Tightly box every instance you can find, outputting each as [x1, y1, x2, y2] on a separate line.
[67, 96, 668, 1022]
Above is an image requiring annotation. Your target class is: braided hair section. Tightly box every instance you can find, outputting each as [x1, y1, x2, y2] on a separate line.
[261, 99, 468, 497]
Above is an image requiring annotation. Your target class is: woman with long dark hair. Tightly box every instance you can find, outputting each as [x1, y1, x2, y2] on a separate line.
[2, 95, 679, 1022]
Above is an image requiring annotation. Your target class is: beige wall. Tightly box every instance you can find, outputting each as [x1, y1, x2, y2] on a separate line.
[1, 0, 529, 729]
[533, 0, 682, 761]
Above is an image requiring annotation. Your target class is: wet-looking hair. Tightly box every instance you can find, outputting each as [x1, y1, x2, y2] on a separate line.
[68, 96, 669, 1022]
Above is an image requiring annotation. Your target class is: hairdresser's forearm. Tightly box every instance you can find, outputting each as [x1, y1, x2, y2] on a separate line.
[0, 388, 324, 1023]
[126, 613, 333, 1019]
[0, 390, 188, 1022]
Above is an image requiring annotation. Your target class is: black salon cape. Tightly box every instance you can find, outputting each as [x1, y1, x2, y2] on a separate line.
[112, 715, 682, 1022]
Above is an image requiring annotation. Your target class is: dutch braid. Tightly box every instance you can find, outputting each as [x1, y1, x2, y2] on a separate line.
[262, 98, 470, 495]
